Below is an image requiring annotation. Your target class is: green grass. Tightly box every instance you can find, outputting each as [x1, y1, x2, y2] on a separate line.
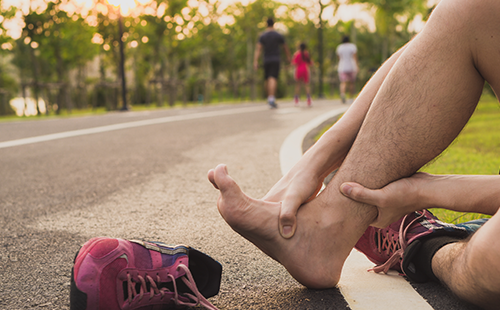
[316, 94, 499, 224]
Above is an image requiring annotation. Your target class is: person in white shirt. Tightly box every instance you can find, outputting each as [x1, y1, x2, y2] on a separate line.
[336, 36, 359, 103]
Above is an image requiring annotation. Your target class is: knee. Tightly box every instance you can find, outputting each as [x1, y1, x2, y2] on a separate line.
[462, 230, 500, 308]
[432, 0, 499, 30]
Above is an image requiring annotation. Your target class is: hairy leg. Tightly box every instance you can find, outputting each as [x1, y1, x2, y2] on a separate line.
[334, 0, 484, 191]
[432, 210, 500, 309]
[305, 0, 486, 254]
[211, 0, 498, 288]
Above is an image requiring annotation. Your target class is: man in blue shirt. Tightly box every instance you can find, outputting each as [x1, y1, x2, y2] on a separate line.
[254, 18, 291, 108]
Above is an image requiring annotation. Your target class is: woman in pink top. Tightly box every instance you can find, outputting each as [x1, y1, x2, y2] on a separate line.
[292, 43, 313, 107]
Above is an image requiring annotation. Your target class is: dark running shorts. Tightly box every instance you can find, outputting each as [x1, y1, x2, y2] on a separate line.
[264, 62, 280, 79]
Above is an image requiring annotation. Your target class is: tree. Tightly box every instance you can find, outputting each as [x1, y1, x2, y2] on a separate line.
[349, 0, 427, 62]
[18, 0, 98, 114]
[2, 0, 436, 115]
[0, 2, 17, 115]
[316, 0, 342, 97]
[134, 0, 190, 106]
[226, 0, 277, 100]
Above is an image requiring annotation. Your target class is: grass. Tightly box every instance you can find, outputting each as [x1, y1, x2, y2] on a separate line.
[316, 94, 499, 224]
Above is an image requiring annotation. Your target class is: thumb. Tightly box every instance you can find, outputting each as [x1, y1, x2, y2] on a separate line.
[340, 182, 380, 206]
[279, 200, 300, 239]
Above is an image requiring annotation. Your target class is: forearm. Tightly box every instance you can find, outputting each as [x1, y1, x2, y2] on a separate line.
[254, 44, 262, 66]
[418, 174, 500, 215]
[284, 45, 291, 63]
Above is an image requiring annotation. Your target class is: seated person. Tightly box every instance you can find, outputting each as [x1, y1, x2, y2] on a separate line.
[209, 0, 500, 308]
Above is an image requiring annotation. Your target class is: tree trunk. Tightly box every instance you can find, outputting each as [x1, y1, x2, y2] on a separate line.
[381, 36, 389, 64]
[246, 34, 256, 101]
[29, 47, 42, 116]
[182, 55, 191, 105]
[317, 1, 325, 98]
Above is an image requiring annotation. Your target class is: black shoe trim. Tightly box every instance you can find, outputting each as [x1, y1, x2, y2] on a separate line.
[402, 235, 463, 283]
[188, 248, 222, 298]
[70, 267, 88, 310]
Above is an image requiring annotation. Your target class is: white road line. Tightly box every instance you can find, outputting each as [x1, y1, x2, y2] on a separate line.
[279, 105, 433, 310]
[0, 105, 267, 149]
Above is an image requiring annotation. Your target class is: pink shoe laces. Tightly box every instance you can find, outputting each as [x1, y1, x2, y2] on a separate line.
[126, 263, 219, 310]
[370, 210, 428, 274]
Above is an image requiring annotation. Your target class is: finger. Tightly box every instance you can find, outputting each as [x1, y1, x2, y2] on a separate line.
[279, 198, 302, 239]
[340, 182, 380, 206]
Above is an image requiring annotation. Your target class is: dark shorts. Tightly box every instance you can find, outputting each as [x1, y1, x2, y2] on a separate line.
[264, 62, 280, 79]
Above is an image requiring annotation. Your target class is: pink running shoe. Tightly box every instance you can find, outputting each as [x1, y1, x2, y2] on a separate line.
[70, 237, 222, 310]
[354, 210, 483, 275]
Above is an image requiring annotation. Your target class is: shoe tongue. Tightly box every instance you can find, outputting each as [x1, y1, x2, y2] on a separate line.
[121, 273, 191, 301]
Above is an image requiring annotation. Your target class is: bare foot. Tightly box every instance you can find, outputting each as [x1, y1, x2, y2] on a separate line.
[208, 164, 373, 288]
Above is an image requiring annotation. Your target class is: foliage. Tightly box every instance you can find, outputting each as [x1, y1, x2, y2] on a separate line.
[348, 0, 427, 61]
[12, 0, 99, 114]
[0, 0, 434, 115]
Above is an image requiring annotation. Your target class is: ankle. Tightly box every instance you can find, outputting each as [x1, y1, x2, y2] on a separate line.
[316, 184, 378, 227]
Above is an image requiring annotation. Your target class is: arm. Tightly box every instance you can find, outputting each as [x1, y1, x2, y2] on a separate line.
[264, 44, 409, 238]
[283, 44, 292, 64]
[341, 173, 499, 228]
[291, 52, 297, 65]
[254, 43, 262, 71]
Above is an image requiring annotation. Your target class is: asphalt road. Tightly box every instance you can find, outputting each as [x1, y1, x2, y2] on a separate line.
[0, 100, 483, 309]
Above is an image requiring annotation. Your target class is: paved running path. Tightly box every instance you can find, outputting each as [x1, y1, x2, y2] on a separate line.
[0, 100, 480, 309]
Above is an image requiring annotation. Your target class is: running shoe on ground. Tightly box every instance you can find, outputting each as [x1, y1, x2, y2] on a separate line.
[268, 99, 278, 109]
[70, 237, 222, 310]
[354, 210, 487, 278]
